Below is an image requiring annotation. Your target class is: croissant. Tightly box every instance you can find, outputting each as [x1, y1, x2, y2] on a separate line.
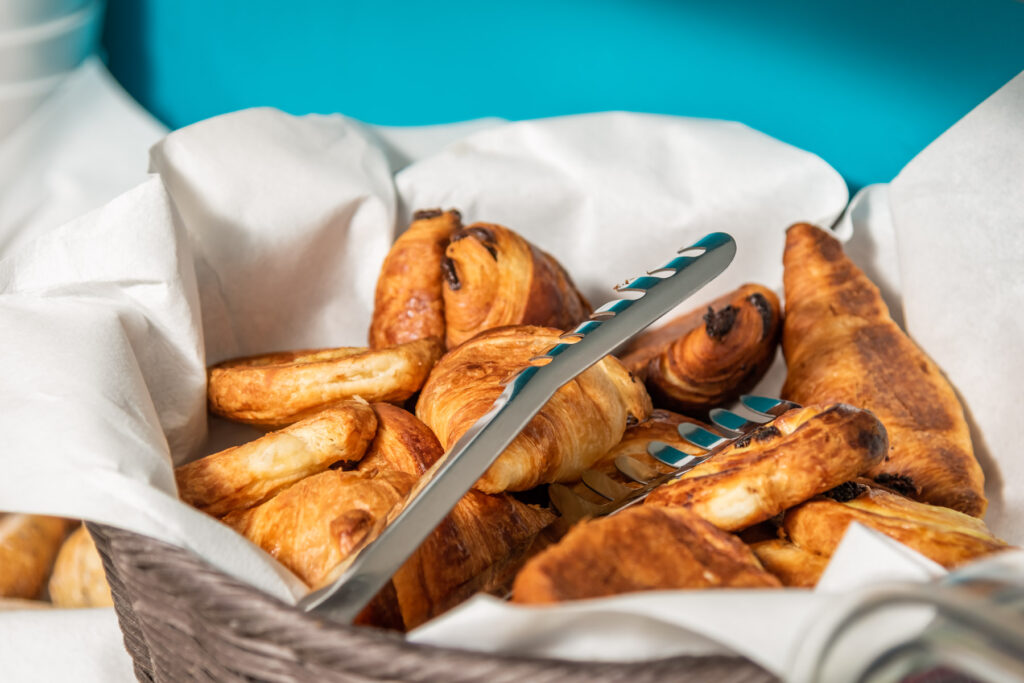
[207, 338, 442, 429]
[781, 223, 986, 517]
[748, 539, 828, 588]
[48, 525, 114, 608]
[0, 514, 69, 599]
[417, 325, 652, 493]
[441, 223, 591, 348]
[644, 404, 888, 531]
[512, 505, 780, 604]
[622, 284, 782, 416]
[783, 480, 1009, 569]
[369, 209, 462, 349]
[176, 401, 377, 517]
[222, 467, 414, 589]
[358, 403, 555, 629]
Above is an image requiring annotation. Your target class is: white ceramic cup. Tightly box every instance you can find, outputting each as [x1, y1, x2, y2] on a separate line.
[0, 0, 101, 83]
[0, 0, 88, 32]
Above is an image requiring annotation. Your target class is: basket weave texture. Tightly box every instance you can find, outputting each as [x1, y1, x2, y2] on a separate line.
[87, 523, 776, 683]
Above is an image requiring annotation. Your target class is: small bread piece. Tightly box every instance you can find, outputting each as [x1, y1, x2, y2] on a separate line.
[782, 222, 985, 516]
[358, 403, 555, 629]
[207, 337, 442, 429]
[749, 539, 828, 588]
[441, 223, 591, 349]
[513, 505, 780, 604]
[176, 402, 377, 517]
[369, 209, 461, 349]
[644, 404, 888, 531]
[49, 525, 113, 608]
[223, 468, 414, 588]
[784, 481, 1009, 569]
[0, 514, 69, 599]
[417, 325, 652, 493]
[637, 284, 782, 416]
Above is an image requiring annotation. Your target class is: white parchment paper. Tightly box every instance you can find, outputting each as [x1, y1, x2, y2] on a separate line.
[1, 68, 1022, 680]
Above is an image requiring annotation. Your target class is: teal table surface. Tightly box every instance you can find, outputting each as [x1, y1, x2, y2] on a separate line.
[101, 0, 1024, 191]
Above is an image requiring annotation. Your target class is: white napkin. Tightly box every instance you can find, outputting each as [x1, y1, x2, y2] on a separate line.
[1, 69, 1021, 681]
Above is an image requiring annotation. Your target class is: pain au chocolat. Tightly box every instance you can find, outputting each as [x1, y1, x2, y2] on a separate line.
[369, 209, 462, 349]
[440, 222, 591, 349]
[207, 338, 442, 429]
[644, 404, 887, 531]
[781, 223, 986, 517]
[417, 325, 652, 493]
[621, 283, 781, 417]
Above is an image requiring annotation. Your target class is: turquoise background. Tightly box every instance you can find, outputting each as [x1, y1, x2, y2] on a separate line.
[100, 0, 1024, 192]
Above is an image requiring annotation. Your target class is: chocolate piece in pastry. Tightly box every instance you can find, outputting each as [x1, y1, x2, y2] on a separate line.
[645, 404, 887, 532]
[0, 514, 69, 599]
[783, 480, 1009, 569]
[358, 403, 555, 629]
[417, 325, 652, 493]
[441, 223, 591, 348]
[781, 223, 985, 517]
[222, 467, 415, 589]
[512, 505, 780, 604]
[176, 401, 377, 517]
[369, 209, 461, 349]
[748, 539, 828, 588]
[623, 284, 781, 416]
[207, 338, 442, 429]
[49, 525, 113, 608]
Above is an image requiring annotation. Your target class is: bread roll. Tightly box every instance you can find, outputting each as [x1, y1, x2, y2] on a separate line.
[0, 514, 68, 599]
[49, 525, 114, 608]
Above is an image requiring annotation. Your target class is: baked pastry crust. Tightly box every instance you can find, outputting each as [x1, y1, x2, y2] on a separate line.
[748, 539, 828, 588]
[441, 223, 591, 348]
[631, 284, 782, 416]
[781, 223, 985, 516]
[784, 480, 1008, 569]
[222, 467, 414, 589]
[207, 337, 442, 429]
[358, 403, 554, 629]
[644, 404, 887, 531]
[49, 525, 113, 608]
[512, 505, 780, 604]
[0, 514, 69, 599]
[176, 401, 378, 517]
[369, 209, 461, 349]
[417, 325, 652, 493]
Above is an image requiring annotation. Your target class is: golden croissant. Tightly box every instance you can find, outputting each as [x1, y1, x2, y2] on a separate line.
[417, 325, 652, 493]
[441, 223, 591, 348]
[781, 223, 985, 516]
[369, 209, 461, 349]
[645, 404, 888, 531]
[513, 505, 780, 604]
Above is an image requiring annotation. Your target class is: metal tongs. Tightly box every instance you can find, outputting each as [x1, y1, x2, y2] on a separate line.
[300, 232, 737, 623]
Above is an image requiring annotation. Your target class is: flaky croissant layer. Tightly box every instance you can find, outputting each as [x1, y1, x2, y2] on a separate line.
[417, 325, 652, 493]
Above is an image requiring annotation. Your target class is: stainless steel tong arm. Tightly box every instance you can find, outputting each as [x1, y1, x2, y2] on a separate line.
[301, 232, 736, 623]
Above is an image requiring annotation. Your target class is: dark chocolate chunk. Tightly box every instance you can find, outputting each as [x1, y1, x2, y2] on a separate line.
[441, 256, 460, 290]
[874, 473, 917, 497]
[703, 305, 738, 340]
[413, 208, 443, 220]
[823, 480, 867, 503]
[747, 292, 774, 340]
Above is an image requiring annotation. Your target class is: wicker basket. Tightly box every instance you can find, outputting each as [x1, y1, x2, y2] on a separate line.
[87, 523, 777, 682]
